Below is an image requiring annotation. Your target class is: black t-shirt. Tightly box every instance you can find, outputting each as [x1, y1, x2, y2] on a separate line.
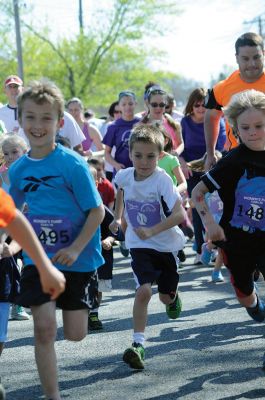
[201, 144, 265, 254]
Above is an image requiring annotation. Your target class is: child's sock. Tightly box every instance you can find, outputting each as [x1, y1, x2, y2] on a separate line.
[133, 332, 145, 346]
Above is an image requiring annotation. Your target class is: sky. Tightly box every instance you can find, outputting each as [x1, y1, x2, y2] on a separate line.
[24, 0, 265, 85]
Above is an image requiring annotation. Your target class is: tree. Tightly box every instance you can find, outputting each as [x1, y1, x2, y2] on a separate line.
[0, 0, 183, 111]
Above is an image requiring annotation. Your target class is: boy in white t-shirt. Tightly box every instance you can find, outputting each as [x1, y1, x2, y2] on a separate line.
[110, 124, 186, 370]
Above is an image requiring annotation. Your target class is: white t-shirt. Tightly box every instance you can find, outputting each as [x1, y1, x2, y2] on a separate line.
[114, 167, 185, 252]
[18, 111, 85, 149]
[0, 105, 19, 132]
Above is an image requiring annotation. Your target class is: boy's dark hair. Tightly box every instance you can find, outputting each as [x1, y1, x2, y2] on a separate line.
[17, 79, 64, 120]
[129, 124, 164, 153]
[88, 157, 105, 168]
[235, 32, 264, 54]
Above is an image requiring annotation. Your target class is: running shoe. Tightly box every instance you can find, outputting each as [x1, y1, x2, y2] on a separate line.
[200, 243, 212, 265]
[88, 313, 103, 330]
[123, 342, 145, 370]
[246, 297, 265, 322]
[11, 305, 30, 321]
[193, 253, 202, 265]
[212, 270, 224, 283]
[166, 295, 182, 319]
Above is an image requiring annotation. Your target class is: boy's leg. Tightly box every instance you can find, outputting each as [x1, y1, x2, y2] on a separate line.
[123, 283, 152, 370]
[63, 309, 88, 341]
[133, 283, 152, 333]
[222, 250, 265, 322]
[31, 302, 60, 400]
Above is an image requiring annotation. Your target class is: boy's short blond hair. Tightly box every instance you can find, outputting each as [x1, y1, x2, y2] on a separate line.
[129, 123, 164, 153]
[224, 89, 265, 133]
[17, 79, 64, 121]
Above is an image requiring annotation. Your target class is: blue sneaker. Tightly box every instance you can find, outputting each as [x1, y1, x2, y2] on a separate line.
[200, 243, 212, 265]
[246, 297, 265, 322]
[212, 270, 224, 283]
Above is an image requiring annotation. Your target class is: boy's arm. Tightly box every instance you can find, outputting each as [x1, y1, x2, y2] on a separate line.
[5, 210, 65, 299]
[109, 188, 124, 234]
[52, 203, 105, 266]
[134, 198, 186, 240]
[191, 181, 226, 241]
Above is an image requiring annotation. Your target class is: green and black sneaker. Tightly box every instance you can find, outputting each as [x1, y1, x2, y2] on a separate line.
[166, 295, 182, 319]
[123, 342, 145, 370]
[88, 313, 103, 331]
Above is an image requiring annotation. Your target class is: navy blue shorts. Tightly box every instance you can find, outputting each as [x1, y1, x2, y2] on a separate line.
[130, 248, 179, 295]
[15, 265, 98, 310]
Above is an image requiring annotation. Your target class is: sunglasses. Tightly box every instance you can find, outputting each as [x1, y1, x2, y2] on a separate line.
[150, 102, 166, 108]
[193, 103, 205, 108]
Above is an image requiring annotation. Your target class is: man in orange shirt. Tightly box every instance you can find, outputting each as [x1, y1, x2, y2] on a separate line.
[204, 32, 265, 170]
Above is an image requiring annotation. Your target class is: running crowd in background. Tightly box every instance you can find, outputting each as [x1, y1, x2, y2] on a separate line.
[0, 30, 265, 400]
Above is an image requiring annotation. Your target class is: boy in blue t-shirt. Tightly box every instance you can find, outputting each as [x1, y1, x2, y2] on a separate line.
[9, 80, 105, 400]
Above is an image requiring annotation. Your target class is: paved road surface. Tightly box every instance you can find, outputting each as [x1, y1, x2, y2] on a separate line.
[2, 242, 265, 399]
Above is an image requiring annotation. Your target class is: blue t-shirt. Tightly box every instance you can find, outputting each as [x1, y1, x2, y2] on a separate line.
[9, 144, 104, 272]
[181, 115, 226, 161]
[102, 117, 140, 173]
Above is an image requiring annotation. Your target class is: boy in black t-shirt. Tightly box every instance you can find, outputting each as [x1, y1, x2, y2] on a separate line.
[192, 89, 265, 327]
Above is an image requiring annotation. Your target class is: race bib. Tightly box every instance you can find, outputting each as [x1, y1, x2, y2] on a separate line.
[28, 215, 72, 253]
[126, 200, 161, 228]
[231, 194, 265, 231]
[230, 171, 265, 233]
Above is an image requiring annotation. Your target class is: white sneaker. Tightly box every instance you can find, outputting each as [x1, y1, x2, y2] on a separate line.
[194, 253, 202, 265]
[11, 305, 30, 320]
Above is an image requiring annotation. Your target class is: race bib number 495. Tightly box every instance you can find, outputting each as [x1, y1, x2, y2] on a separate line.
[28, 216, 72, 253]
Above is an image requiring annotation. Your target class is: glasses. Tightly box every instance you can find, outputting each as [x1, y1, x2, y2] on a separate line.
[114, 110, 122, 114]
[150, 102, 166, 108]
[193, 103, 205, 108]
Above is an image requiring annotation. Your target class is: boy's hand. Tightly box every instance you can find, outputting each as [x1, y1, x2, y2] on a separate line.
[51, 245, 80, 267]
[206, 222, 226, 242]
[102, 237, 113, 250]
[39, 266, 66, 300]
[109, 219, 121, 235]
[134, 226, 153, 240]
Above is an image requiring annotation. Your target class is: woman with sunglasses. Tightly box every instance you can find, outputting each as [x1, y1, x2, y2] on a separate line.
[141, 87, 184, 156]
[179, 88, 226, 264]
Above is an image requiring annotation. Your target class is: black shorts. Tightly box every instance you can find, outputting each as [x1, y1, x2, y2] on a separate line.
[222, 249, 265, 297]
[15, 265, 98, 310]
[97, 248, 113, 280]
[130, 248, 179, 295]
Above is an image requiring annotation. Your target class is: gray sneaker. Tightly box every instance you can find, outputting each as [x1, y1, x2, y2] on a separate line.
[11, 305, 30, 321]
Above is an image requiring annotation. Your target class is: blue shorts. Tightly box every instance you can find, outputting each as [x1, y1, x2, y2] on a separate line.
[130, 248, 179, 295]
[0, 302, 10, 342]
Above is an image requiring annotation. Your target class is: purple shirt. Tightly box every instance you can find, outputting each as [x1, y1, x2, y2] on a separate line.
[102, 117, 140, 172]
[181, 115, 226, 161]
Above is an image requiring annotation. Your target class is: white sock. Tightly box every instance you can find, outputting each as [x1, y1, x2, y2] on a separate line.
[133, 332, 145, 346]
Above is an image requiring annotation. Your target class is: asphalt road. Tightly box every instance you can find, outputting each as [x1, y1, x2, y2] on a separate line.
[2, 241, 265, 400]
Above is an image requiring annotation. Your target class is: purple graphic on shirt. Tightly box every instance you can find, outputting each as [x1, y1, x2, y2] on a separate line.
[28, 215, 72, 253]
[126, 200, 161, 228]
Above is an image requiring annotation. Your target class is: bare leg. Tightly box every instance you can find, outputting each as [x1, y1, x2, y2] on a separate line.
[31, 302, 60, 400]
[133, 284, 152, 333]
[63, 309, 88, 341]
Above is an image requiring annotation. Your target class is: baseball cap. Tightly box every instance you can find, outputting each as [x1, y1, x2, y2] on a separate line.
[4, 75, 23, 87]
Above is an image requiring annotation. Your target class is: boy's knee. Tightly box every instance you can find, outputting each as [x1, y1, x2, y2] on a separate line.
[136, 285, 152, 302]
[34, 321, 57, 344]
